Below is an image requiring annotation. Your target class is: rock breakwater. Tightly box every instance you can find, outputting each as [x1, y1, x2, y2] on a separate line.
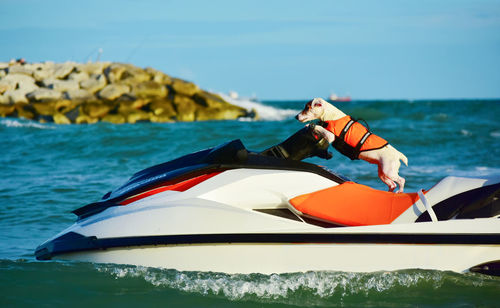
[0, 61, 255, 124]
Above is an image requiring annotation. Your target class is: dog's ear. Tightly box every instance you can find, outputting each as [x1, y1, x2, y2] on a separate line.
[311, 98, 323, 108]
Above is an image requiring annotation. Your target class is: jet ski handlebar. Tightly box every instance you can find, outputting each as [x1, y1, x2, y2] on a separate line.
[259, 125, 332, 161]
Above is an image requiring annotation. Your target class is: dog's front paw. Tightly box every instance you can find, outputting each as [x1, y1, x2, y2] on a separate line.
[313, 126, 335, 144]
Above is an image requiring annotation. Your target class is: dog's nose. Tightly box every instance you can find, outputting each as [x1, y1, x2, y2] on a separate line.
[295, 114, 299, 120]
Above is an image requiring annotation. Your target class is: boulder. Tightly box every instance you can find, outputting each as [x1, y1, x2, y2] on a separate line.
[81, 101, 115, 118]
[80, 74, 107, 93]
[117, 101, 136, 115]
[3, 73, 36, 87]
[77, 62, 110, 75]
[26, 88, 62, 102]
[132, 81, 167, 98]
[121, 69, 151, 85]
[20, 83, 39, 95]
[1, 75, 39, 103]
[54, 100, 80, 114]
[149, 98, 176, 119]
[46, 79, 80, 92]
[33, 64, 54, 81]
[25, 63, 46, 71]
[0, 94, 9, 105]
[0, 79, 16, 94]
[195, 106, 247, 121]
[37, 115, 54, 123]
[172, 95, 197, 121]
[14, 103, 36, 119]
[104, 63, 127, 83]
[193, 91, 227, 108]
[98, 84, 130, 100]
[31, 101, 56, 115]
[3, 89, 29, 104]
[171, 78, 199, 96]
[63, 106, 81, 123]
[104, 63, 150, 85]
[7, 65, 34, 76]
[114, 93, 136, 104]
[53, 62, 76, 79]
[53, 113, 71, 124]
[67, 71, 89, 83]
[0, 102, 15, 116]
[117, 99, 148, 114]
[126, 110, 151, 124]
[150, 114, 175, 123]
[75, 114, 99, 124]
[63, 89, 94, 101]
[102, 114, 126, 124]
[145, 67, 172, 84]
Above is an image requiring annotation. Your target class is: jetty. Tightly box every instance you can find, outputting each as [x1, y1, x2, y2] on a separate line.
[0, 61, 256, 124]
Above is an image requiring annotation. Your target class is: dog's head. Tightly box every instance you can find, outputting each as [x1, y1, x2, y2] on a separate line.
[295, 98, 327, 122]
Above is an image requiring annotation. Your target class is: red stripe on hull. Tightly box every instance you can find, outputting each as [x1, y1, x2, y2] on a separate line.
[119, 172, 222, 205]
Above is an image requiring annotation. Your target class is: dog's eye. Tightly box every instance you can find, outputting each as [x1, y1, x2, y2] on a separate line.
[315, 103, 322, 107]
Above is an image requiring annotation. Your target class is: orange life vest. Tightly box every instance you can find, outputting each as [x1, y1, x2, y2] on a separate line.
[324, 116, 388, 160]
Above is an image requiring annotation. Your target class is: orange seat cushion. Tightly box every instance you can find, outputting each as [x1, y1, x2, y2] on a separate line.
[289, 182, 419, 226]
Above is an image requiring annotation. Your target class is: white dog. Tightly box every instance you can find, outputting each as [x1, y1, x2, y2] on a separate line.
[296, 98, 408, 193]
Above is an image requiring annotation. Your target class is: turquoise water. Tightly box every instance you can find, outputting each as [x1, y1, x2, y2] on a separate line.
[1, 99, 499, 307]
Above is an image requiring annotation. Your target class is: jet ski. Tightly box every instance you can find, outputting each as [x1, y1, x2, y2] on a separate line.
[35, 127, 500, 276]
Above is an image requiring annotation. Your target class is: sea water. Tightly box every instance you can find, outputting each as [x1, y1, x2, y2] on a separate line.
[1, 99, 499, 307]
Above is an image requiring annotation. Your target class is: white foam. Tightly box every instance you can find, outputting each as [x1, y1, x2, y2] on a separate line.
[1, 119, 55, 129]
[97, 265, 458, 303]
[460, 129, 472, 136]
[490, 131, 500, 138]
[218, 93, 299, 121]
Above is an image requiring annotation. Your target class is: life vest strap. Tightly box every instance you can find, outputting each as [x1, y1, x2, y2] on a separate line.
[332, 118, 372, 160]
[354, 132, 372, 154]
[338, 119, 355, 140]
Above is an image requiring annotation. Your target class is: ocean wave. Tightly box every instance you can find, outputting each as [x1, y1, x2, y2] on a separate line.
[490, 130, 500, 138]
[460, 129, 472, 137]
[1, 259, 498, 307]
[218, 93, 299, 121]
[431, 113, 449, 122]
[96, 264, 498, 306]
[0, 118, 55, 129]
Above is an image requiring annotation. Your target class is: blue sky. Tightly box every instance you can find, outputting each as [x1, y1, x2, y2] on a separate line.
[1, 0, 499, 100]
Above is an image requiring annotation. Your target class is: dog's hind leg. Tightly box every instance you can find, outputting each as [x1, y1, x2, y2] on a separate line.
[394, 176, 405, 193]
[379, 157, 405, 193]
[380, 159, 405, 193]
[378, 164, 397, 192]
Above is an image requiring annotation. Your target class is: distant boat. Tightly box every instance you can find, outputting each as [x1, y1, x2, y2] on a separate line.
[329, 93, 351, 102]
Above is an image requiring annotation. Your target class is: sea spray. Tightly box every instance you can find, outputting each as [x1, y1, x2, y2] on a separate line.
[94, 263, 499, 307]
[218, 93, 300, 121]
[0, 118, 55, 129]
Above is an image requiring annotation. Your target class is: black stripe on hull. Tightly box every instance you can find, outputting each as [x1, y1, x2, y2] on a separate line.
[35, 232, 500, 260]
